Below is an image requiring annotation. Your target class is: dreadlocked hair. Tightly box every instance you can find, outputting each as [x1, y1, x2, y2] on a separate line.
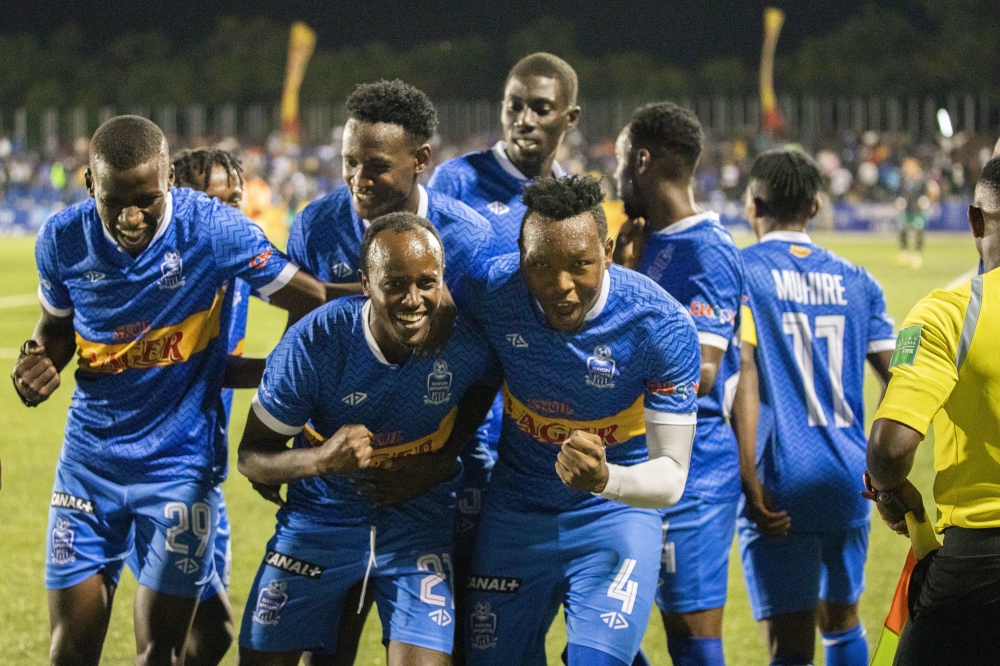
[172, 148, 244, 191]
[521, 174, 608, 240]
[749, 149, 823, 224]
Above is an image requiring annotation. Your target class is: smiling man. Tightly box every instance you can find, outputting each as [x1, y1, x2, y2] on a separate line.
[237, 212, 498, 666]
[457, 175, 701, 666]
[429, 52, 579, 256]
[11, 116, 326, 666]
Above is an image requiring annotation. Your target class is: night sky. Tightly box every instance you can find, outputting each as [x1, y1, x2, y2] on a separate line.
[0, 0, 927, 65]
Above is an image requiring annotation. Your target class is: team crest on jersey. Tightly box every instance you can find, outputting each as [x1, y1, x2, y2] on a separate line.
[487, 201, 510, 216]
[253, 580, 289, 625]
[50, 517, 76, 565]
[585, 345, 616, 389]
[424, 359, 453, 405]
[157, 250, 185, 290]
[330, 262, 353, 278]
[469, 601, 498, 649]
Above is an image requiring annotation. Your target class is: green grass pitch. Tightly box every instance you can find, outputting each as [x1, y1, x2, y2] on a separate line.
[0, 232, 980, 665]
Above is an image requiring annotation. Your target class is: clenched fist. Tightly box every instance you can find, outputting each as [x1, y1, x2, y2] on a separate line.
[555, 430, 609, 494]
[314, 424, 374, 475]
[12, 341, 60, 406]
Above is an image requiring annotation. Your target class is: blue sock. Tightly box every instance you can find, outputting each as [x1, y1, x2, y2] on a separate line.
[566, 643, 629, 666]
[631, 648, 652, 666]
[821, 624, 868, 666]
[666, 635, 725, 666]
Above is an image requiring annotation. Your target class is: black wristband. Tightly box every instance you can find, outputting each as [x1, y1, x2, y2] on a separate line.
[11, 340, 43, 407]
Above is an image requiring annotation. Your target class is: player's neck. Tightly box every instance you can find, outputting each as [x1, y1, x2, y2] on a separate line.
[368, 313, 412, 366]
[509, 150, 555, 181]
[402, 185, 422, 216]
[645, 182, 699, 232]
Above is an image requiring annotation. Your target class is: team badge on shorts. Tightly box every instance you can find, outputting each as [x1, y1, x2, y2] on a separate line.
[51, 517, 77, 565]
[469, 601, 498, 649]
[158, 250, 185, 290]
[253, 580, 289, 626]
[424, 359, 453, 405]
[586, 345, 616, 389]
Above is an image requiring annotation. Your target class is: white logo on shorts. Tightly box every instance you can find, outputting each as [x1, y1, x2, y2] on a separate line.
[51, 517, 76, 565]
[469, 601, 498, 650]
[600, 612, 630, 629]
[175, 557, 201, 575]
[429, 608, 453, 626]
[253, 580, 288, 626]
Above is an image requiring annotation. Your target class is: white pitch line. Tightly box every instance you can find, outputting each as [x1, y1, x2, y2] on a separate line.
[945, 268, 979, 290]
[0, 293, 38, 309]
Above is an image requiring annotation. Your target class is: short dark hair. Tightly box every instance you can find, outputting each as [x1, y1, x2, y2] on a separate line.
[90, 115, 167, 172]
[359, 211, 445, 274]
[749, 150, 823, 224]
[346, 80, 438, 146]
[522, 175, 607, 240]
[172, 148, 243, 191]
[506, 53, 579, 107]
[629, 101, 704, 179]
[979, 156, 1000, 195]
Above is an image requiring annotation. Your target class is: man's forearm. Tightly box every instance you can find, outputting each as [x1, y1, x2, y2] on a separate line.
[237, 445, 320, 486]
[32, 316, 76, 371]
[325, 282, 364, 301]
[867, 418, 922, 490]
[732, 343, 761, 489]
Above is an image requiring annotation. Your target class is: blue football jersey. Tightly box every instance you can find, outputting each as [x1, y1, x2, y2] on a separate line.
[286, 184, 496, 289]
[35, 188, 295, 484]
[457, 258, 702, 513]
[637, 212, 744, 502]
[741, 230, 896, 531]
[252, 296, 498, 524]
[428, 141, 565, 256]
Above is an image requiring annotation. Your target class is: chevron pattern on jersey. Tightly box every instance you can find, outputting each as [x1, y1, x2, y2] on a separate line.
[742, 238, 895, 531]
[36, 187, 288, 485]
[465, 261, 701, 512]
[287, 185, 498, 288]
[258, 297, 496, 523]
[638, 217, 746, 502]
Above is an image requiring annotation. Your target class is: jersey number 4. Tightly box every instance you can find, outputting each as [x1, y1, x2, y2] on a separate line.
[782, 313, 855, 428]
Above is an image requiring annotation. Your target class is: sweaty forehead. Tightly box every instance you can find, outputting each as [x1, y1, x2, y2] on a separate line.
[522, 213, 600, 253]
[371, 228, 443, 272]
[975, 181, 1000, 213]
[343, 119, 412, 154]
[505, 75, 565, 107]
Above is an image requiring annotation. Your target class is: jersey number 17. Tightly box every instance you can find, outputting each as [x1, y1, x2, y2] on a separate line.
[782, 313, 855, 428]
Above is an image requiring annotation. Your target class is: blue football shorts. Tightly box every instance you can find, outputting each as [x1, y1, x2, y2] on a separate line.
[46, 456, 220, 598]
[239, 509, 457, 655]
[738, 518, 869, 620]
[656, 497, 738, 614]
[465, 497, 662, 666]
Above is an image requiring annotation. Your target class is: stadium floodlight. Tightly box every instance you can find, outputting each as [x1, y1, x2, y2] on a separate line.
[937, 108, 954, 138]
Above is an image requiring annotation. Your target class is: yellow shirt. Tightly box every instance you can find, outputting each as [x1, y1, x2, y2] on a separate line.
[875, 269, 1000, 532]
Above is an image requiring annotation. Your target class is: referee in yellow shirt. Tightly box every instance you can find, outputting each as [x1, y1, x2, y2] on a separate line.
[867, 156, 1000, 665]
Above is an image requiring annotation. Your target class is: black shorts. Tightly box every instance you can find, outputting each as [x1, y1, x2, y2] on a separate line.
[894, 527, 1000, 666]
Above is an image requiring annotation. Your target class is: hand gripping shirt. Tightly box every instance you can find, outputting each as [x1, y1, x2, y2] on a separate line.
[251, 296, 498, 525]
[35, 188, 296, 484]
[636, 212, 745, 502]
[874, 270, 1000, 532]
[740, 231, 896, 531]
[457, 257, 701, 513]
[286, 183, 496, 289]
[428, 141, 565, 256]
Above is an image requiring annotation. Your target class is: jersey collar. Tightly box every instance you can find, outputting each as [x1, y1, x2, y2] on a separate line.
[361, 299, 392, 366]
[760, 230, 812, 245]
[653, 210, 718, 236]
[491, 141, 566, 182]
[100, 190, 174, 253]
[361, 184, 428, 229]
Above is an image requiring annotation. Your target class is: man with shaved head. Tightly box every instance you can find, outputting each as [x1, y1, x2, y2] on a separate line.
[12, 115, 327, 665]
[866, 156, 1000, 665]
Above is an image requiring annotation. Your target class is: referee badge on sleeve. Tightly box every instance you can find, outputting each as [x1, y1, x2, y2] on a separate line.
[889, 325, 922, 367]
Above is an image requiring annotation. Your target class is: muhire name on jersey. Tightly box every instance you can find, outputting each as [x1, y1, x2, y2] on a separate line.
[467, 576, 522, 593]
